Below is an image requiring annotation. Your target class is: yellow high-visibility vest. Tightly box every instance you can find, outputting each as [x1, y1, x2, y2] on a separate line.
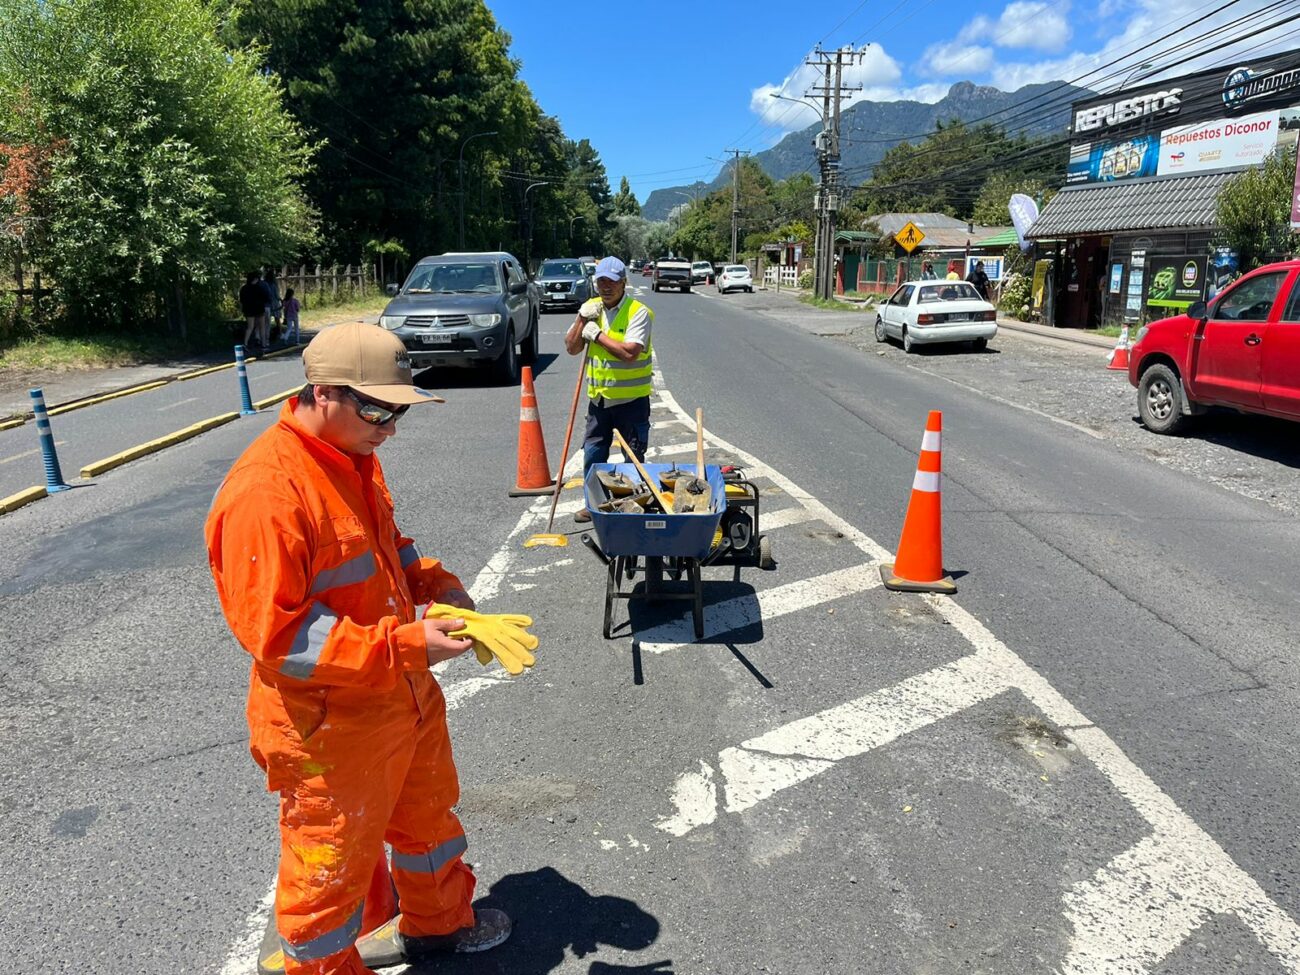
[587, 299, 654, 402]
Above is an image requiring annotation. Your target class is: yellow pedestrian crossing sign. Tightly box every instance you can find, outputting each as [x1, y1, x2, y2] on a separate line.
[896, 221, 926, 253]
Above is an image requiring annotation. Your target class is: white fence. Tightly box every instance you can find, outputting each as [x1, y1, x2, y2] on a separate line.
[763, 266, 800, 287]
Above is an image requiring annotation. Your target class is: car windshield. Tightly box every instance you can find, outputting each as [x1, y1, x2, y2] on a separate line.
[694, 262, 710, 268]
[918, 283, 981, 303]
[403, 263, 500, 293]
[541, 261, 582, 276]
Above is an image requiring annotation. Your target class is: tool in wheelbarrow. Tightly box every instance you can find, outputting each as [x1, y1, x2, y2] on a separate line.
[596, 469, 643, 496]
[611, 428, 677, 514]
[672, 407, 714, 513]
[525, 349, 588, 548]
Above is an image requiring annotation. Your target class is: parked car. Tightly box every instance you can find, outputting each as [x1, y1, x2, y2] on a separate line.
[653, 257, 693, 292]
[536, 257, 594, 312]
[874, 280, 997, 352]
[691, 261, 714, 285]
[1129, 259, 1300, 434]
[717, 264, 754, 294]
[378, 251, 539, 383]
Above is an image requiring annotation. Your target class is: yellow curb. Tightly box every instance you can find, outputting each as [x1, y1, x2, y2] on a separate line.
[80, 412, 240, 478]
[47, 380, 169, 417]
[175, 361, 237, 381]
[0, 485, 47, 515]
[253, 386, 301, 410]
[260, 345, 303, 360]
[0, 416, 25, 432]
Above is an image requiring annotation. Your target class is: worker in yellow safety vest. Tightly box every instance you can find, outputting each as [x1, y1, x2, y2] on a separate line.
[563, 255, 655, 523]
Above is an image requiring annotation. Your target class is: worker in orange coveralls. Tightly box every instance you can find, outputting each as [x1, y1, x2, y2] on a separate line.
[205, 322, 511, 974]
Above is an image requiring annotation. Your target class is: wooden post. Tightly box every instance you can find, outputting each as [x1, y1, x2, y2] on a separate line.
[331, 264, 338, 301]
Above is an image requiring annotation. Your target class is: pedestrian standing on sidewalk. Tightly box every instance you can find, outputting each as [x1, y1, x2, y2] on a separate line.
[563, 255, 655, 524]
[921, 261, 938, 280]
[263, 268, 282, 345]
[283, 288, 302, 345]
[240, 272, 267, 350]
[966, 260, 992, 301]
[205, 323, 512, 975]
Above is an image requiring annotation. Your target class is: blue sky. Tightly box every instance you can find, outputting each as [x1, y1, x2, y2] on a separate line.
[488, 0, 1299, 202]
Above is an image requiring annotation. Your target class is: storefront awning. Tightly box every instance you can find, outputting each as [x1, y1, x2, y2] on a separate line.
[1027, 171, 1240, 239]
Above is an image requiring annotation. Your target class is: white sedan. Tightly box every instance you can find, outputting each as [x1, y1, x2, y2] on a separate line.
[716, 265, 753, 294]
[875, 280, 997, 352]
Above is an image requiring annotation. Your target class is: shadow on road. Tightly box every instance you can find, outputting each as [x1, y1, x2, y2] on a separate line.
[415, 353, 562, 391]
[414, 866, 670, 974]
[1130, 410, 1300, 470]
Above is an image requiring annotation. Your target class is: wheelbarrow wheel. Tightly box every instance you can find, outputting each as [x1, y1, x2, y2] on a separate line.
[758, 534, 775, 570]
[603, 559, 618, 639]
[690, 560, 704, 639]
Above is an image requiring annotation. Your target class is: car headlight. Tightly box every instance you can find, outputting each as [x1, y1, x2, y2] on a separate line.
[468, 313, 502, 328]
[1134, 325, 1149, 345]
[379, 315, 405, 330]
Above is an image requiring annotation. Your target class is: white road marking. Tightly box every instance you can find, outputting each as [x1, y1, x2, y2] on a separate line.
[757, 505, 816, 532]
[645, 441, 699, 458]
[639, 562, 882, 654]
[217, 886, 275, 975]
[157, 396, 200, 411]
[0, 441, 66, 466]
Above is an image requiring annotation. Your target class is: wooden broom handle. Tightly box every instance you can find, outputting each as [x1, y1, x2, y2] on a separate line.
[611, 428, 673, 513]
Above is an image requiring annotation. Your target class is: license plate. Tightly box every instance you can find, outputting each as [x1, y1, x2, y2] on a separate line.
[420, 332, 452, 345]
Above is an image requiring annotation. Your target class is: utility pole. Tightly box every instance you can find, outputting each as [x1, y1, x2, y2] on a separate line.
[724, 149, 749, 264]
[806, 46, 863, 300]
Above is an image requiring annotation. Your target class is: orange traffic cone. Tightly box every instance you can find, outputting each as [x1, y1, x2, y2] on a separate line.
[509, 366, 555, 497]
[880, 411, 956, 594]
[1107, 324, 1131, 371]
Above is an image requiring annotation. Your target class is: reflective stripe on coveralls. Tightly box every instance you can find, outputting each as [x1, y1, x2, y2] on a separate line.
[205, 401, 478, 975]
[587, 299, 653, 402]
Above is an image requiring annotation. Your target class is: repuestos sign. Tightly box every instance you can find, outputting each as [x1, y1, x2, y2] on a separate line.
[1073, 89, 1183, 134]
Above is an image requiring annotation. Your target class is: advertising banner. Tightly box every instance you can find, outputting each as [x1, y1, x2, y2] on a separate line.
[1008, 194, 1039, 251]
[1208, 246, 1239, 300]
[1157, 109, 1289, 176]
[1031, 260, 1050, 312]
[1144, 256, 1206, 310]
[1292, 149, 1300, 230]
[1067, 135, 1159, 184]
[1125, 251, 1145, 320]
[1109, 263, 1123, 293]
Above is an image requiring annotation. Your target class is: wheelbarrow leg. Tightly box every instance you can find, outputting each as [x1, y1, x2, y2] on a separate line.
[603, 558, 619, 639]
[646, 555, 664, 597]
[690, 560, 704, 639]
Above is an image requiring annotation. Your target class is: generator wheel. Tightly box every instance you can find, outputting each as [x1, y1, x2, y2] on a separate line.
[758, 534, 775, 570]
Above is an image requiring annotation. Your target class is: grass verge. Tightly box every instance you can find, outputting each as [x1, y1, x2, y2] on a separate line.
[799, 294, 871, 312]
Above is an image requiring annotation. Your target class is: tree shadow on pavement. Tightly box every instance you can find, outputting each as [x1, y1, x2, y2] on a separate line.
[414, 865, 671, 974]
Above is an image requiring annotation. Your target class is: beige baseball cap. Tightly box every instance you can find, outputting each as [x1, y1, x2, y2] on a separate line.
[303, 322, 445, 405]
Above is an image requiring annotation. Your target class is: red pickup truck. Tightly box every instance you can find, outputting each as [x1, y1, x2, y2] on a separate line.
[1129, 259, 1300, 433]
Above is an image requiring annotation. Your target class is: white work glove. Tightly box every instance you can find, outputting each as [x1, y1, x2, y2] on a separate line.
[580, 320, 601, 342]
[578, 298, 602, 321]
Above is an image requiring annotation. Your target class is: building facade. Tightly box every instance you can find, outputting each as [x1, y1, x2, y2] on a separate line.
[1028, 49, 1300, 329]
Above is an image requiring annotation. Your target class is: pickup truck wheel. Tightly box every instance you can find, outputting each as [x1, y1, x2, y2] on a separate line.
[493, 328, 519, 385]
[874, 316, 887, 343]
[521, 313, 539, 364]
[682, 285, 691, 293]
[1138, 363, 1187, 434]
[652, 282, 659, 292]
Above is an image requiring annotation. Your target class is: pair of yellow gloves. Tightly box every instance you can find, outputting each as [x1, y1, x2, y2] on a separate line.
[424, 604, 538, 675]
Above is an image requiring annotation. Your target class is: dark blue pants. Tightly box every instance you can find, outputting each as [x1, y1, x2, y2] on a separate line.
[582, 396, 651, 474]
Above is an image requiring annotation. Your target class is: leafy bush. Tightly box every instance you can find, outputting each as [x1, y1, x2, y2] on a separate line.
[798, 269, 813, 289]
[999, 272, 1032, 319]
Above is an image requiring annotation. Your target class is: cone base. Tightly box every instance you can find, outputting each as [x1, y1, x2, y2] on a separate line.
[880, 562, 957, 594]
[1106, 360, 1129, 371]
[508, 482, 556, 497]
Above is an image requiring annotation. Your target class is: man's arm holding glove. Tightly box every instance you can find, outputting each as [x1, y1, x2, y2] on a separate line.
[424, 604, 538, 675]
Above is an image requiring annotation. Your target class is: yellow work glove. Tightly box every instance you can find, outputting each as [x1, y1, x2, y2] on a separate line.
[424, 604, 538, 675]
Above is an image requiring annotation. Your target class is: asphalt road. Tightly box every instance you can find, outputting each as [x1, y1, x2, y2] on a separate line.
[1, 282, 1297, 974]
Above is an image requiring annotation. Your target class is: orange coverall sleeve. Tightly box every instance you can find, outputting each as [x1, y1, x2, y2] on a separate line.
[208, 484, 428, 690]
[395, 531, 467, 607]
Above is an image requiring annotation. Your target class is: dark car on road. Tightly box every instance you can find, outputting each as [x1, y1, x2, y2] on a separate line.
[379, 251, 539, 383]
[536, 258, 595, 312]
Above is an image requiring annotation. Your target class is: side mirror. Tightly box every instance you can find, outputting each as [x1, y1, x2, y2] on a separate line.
[385, 283, 399, 297]
[509, 280, 529, 295]
[1186, 300, 1207, 321]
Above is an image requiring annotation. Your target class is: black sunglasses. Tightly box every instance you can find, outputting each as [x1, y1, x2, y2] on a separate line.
[343, 388, 409, 425]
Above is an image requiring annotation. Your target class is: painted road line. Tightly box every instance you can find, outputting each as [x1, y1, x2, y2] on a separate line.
[47, 380, 169, 417]
[80, 412, 240, 478]
[156, 396, 200, 412]
[638, 562, 883, 654]
[0, 485, 47, 515]
[253, 386, 300, 411]
[757, 505, 816, 532]
[0, 416, 26, 431]
[0, 441, 66, 467]
[645, 441, 698, 459]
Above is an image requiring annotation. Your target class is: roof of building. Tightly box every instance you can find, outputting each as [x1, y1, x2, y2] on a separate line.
[1027, 171, 1240, 238]
[862, 213, 1011, 250]
[834, 230, 879, 244]
[976, 228, 1020, 247]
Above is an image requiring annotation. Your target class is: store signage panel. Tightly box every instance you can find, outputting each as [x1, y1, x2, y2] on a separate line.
[1067, 135, 1159, 184]
[1145, 255, 1206, 310]
[1157, 109, 1293, 176]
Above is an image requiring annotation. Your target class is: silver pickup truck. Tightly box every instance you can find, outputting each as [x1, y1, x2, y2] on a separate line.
[652, 257, 693, 293]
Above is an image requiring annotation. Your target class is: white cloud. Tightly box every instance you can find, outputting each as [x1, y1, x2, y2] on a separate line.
[951, 1, 1072, 53]
[921, 41, 995, 77]
[750, 43, 902, 131]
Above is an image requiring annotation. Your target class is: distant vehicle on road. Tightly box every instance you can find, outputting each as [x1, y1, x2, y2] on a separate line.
[691, 261, 714, 285]
[1130, 259, 1300, 434]
[536, 258, 594, 312]
[717, 265, 754, 294]
[630, 259, 645, 272]
[641, 262, 655, 277]
[874, 280, 997, 353]
[653, 257, 692, 293]
[379, 251, 539, 383]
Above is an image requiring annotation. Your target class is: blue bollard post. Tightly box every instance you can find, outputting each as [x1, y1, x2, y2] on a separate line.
[235, 345, 258, 416]
[29, 388, 71, 493]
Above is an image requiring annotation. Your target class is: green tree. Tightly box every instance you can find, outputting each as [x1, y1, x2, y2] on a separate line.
[971, 172, 1055, 227]
[1216, 144, 1299, 271]
[612, 176, 641, 217]
[0, 0, 314, 333]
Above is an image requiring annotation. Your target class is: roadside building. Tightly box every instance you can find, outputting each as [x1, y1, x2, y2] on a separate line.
[841, 214, 1011, 296]
[1028, 48, 1300, 330]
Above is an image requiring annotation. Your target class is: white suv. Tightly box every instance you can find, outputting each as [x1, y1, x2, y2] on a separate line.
[717, 264, 753, 294]
[691, 261, 714, 284]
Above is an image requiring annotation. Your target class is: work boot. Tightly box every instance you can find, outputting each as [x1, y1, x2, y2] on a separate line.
[395, 909, 512, 957]
[573, 508, 592, 523]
